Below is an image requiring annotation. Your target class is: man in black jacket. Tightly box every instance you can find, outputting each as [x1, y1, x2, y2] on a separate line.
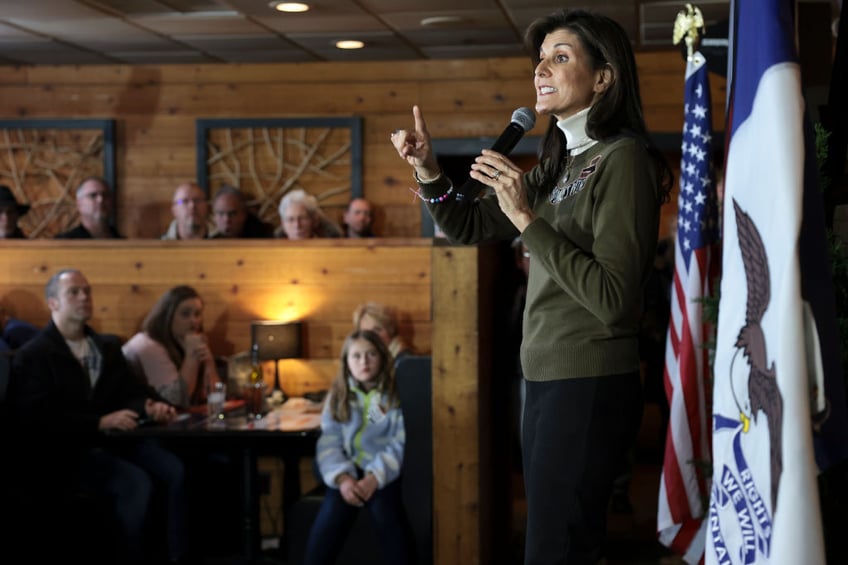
[54, 177, 124, 239]
[10, 268, 188, 564]
[209, 184, 273, 238]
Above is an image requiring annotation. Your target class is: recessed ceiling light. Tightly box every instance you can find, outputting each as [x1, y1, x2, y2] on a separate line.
[270, 2, 310, 13]
[420, 16, 464, 27]
[335, 40, 364, 50]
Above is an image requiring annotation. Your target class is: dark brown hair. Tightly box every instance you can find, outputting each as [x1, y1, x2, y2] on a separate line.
[524, 9, 673, 203]
[141, 285, 202, 367]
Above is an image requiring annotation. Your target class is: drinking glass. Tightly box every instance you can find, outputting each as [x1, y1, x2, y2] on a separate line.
[207, 381, 227, 422]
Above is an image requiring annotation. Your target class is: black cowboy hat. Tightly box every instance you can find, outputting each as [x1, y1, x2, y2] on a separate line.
[0, 185, 30, 215]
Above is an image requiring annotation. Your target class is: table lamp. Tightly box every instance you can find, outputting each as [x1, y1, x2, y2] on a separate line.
[250, 320, 303, 399]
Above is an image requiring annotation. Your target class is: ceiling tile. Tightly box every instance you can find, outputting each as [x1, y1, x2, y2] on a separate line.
[0, 0, 742, 65]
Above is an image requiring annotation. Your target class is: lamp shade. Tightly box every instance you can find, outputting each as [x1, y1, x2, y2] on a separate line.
[251, 321, 303, 360]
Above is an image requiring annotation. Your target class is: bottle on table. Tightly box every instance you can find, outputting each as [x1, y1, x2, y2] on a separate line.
[246, 342, 266, 419]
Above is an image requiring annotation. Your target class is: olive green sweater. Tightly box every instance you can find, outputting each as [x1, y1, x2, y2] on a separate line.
[422, 136, 661, 381]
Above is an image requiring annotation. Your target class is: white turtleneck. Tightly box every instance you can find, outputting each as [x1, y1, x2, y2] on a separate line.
[556, 108, 598, 156]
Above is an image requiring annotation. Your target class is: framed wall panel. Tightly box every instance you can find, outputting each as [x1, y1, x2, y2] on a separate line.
[196, 117, 362, 231]
[0, 119, 116, 238]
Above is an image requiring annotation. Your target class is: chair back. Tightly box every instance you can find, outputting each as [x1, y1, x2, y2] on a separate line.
[395, 354, 433, 565]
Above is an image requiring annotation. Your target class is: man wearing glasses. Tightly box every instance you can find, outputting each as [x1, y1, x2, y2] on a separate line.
[161, 181, 214, 240]
[55, 176, 124, 239]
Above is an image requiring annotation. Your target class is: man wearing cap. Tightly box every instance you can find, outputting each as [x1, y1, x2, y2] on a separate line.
[0, 184, 30, 239]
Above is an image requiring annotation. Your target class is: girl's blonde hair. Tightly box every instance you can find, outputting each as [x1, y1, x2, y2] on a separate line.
[328, 329, 398, 422]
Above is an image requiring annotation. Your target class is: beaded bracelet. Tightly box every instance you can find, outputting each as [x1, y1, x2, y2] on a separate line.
[409, 185, 454, 204]
[410, 169, 453, 203]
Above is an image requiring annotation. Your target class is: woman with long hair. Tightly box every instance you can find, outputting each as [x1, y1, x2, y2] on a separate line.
[391, 9, 672, 564]
[123, 285, 219, 408]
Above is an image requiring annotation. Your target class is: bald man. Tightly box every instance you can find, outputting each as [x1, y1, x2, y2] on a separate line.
[161, 182, 214, 240]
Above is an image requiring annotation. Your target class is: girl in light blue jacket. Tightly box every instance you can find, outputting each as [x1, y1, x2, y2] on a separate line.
[304, 329, 413, 565]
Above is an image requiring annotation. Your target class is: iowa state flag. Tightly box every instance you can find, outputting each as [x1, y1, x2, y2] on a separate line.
[707, 0, 848, 563]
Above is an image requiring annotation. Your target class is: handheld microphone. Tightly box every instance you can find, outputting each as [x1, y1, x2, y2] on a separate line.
[454, 107, 536, 203]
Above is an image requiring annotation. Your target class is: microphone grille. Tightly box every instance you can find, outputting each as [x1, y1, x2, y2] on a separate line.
[511, 107, 536, 132]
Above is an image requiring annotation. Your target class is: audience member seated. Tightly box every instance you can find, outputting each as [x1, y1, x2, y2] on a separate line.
[55, 177, 124, 239]
[0, 306, 39, 352]
[0, 185, 30, 239]
[342, 197, 375, 238]
[302, 329, 414, 565]
[122, 284, 238, 558]
[9, 268, 189, 564]
[122, 285, 221, 408]
[352, 301, 412, 363]
[162, 182, 214, 240]
[209, 184, 273, 238]
[275, 188, 342, 239]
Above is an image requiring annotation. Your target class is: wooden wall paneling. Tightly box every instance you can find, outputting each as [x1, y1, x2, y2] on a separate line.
[121, 115, 197, 146]
[117, 196, 174, 239]
[0, 239, 433, 357]
[308, 320, 432, 361]
[121, 145, 196, 177]
[372, 205, 422, 239]
[0, 52, 721, 239]
[431, 244, 494, 565]
[0, 241, 430, 282]
[16, 57, 536, 87]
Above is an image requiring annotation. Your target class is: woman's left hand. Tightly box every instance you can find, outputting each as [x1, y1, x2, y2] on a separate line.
[469, 149, 535, 232]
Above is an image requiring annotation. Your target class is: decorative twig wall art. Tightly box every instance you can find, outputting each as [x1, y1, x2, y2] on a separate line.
[196, 117, 362, 228]
[0, 119, 115, 238]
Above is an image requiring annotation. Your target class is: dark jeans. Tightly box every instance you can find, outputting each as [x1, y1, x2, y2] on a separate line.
[303, 478, 413, 565]
[77, 439, 188, 564]
[522, 372, 643, 565]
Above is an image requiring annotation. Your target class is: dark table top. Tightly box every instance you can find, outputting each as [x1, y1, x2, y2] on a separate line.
[107, 397, 323, 451]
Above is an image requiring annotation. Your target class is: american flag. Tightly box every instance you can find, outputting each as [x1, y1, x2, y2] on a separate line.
[656, 50, 720, 565]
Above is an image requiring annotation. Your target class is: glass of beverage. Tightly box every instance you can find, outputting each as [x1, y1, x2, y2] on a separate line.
[207, 381, 227, 423]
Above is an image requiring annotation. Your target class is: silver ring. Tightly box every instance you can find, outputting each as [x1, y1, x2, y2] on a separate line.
[493, 170, 502, 180]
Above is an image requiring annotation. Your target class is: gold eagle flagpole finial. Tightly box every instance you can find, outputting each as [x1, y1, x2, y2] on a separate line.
[673, 3, 705, 61]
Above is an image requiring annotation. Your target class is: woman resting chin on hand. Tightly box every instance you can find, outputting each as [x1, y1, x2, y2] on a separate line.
[123, 285, 221, 408]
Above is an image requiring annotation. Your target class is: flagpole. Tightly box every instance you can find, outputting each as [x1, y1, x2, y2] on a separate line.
[657, 5, 719, 564]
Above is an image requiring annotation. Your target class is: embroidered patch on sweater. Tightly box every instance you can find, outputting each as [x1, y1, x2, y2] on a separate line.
[550, 154, 603, 204]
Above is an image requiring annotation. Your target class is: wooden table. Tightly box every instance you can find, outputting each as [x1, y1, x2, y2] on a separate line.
[117, 397, 323, 563]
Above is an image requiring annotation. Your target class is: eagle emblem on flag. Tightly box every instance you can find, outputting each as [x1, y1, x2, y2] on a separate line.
[731, 199, 784, 511]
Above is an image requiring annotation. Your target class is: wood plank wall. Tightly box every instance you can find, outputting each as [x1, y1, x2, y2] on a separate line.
[0, 53, 726, 239]
[0, 239, 433, 395]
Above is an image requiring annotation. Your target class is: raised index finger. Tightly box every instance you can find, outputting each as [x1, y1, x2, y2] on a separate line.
[412, 105, 429, 137]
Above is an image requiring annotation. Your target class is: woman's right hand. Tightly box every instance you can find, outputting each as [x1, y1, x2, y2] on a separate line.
[183, 332, 211, 363]
[390, 105, 441, 181]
